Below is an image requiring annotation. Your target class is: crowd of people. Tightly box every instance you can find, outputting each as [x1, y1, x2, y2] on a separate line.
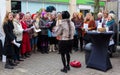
[2, 7, 117, 73]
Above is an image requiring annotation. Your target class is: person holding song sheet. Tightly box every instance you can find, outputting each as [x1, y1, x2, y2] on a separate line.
[3, 12, 20, 69]
[81, 13, 96, 44]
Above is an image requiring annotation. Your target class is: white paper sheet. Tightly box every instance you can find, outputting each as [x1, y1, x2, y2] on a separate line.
[83, 23, 88, 31]
[97, 23, 102, 28]
[34, 28, 41, 32]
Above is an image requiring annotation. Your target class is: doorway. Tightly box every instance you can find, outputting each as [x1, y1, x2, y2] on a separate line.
[11, 1, 21, 13]
[80, 10, 90, 17]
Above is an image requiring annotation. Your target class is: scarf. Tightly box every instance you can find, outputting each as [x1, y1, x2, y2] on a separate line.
[106, 19, 115, 27]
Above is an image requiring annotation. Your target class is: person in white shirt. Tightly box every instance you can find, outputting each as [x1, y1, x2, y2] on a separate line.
[13, 13, 24, 62]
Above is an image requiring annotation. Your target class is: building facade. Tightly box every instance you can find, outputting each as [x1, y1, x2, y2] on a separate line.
[1, 0, 112, 45]
[11, 0, 105, 14]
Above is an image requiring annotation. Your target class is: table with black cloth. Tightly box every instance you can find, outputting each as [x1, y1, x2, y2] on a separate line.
[86, 31, 113, 72]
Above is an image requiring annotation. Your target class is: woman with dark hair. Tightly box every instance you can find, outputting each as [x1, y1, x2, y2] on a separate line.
[55, 11, 75, 73]
[38, 12, 50, 54]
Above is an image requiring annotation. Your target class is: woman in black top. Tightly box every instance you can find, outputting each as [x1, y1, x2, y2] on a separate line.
[3, 12, 18, 69]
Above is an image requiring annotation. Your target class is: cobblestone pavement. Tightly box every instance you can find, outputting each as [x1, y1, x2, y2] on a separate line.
[0, 47, 120, 75]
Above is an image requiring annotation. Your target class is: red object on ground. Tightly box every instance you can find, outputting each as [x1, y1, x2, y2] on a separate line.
[70, 60, 82, 68]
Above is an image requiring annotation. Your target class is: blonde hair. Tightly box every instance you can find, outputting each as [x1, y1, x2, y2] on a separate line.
[57, 13, 62, 20]
[97, 12, 103, 17]
[3, 12, 13, 25]
[56, 13, 62, 26]
[84, 13, 94, 22]
[72, 12, 78, 18]
[109, 13, 115, 19]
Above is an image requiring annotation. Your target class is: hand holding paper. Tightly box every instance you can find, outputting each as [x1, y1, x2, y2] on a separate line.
[83, 23, 88, 31]
[34, 28, 41, 32]
[30, 25, 35, 29]
[12, 40, 21, 48]
[24, 26, 35, 32]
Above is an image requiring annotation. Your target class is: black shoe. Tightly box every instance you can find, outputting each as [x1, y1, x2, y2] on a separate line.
[18, 59, 24, 61]
[5, 64, 14, 69]
[10, 62, 17, 66]
[80, 48, 83, 52]
[14, 61, 20, 64]
[9, 60, 17, 66]
[45, 52, 49, 54]
[60, 68, 67, 73]
[25, 55, 30, 58]
[67, 65, 70, 71]
[25, 54, 30, 58]
[109, 53, 113, 58]
[21, 55, 26, 59]
[41, 51, 45, 54]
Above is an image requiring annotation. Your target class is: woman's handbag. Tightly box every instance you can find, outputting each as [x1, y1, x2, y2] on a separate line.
[70, 60, 81, 68]
[48, 29, 52, 37]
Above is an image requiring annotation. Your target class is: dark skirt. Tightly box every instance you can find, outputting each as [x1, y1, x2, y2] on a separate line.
[49, 37, 57, 45]
[58, 40, 73, 54]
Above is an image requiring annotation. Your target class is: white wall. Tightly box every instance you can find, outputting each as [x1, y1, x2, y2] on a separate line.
[0, 0, 6, 45]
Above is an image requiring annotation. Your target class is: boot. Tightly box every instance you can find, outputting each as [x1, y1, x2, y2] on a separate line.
[5, 59, 14, 69]
[61, 67, 67, 73]
[45, 47, 49, 54]
[21, 54, 26, 59]
[25, 53, 30, 58]
[52, 44, 55, 52]
[14, 60, 20, 64]
[32, 45, 35, 53]
[9, 59, 17, 66]
[67, 65, 70, 71]
[49, 45, 52, 52]
[34, 44, 37, 53]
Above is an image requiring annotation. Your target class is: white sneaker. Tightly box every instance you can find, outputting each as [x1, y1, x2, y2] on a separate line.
[49, 45, 52, 52]
[49, 49, 52, 52]
[53, 49, 56, 52]
[52, 44, 56, 52]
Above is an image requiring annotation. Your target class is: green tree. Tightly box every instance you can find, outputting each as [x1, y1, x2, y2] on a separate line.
[94, 0, 100, 19]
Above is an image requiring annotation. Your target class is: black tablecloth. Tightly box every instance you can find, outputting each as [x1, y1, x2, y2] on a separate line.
[86, 31, 113, 72]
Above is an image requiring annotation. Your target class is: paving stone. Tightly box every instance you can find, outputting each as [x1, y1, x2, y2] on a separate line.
[0, 48, 120, 75]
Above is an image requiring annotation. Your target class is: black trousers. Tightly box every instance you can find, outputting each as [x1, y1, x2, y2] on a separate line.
[73, 35, 83, 51]
[0, 40, 3, 60]
[38, 35, 49, 53]
[59, 40, 73, 68]
[73, 35, 78, 49]
[14, 41, 21, 61]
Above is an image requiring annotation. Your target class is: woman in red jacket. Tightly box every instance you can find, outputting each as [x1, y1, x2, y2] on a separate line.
[20, 13, 31, 58]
